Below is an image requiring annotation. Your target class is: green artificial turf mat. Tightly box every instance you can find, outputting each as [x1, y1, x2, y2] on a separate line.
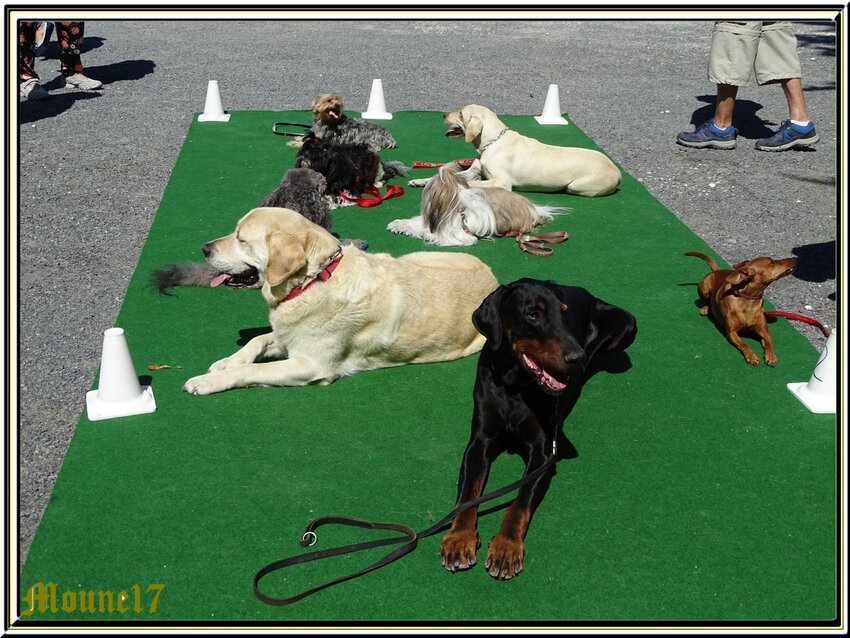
[20, 110, 837, 625]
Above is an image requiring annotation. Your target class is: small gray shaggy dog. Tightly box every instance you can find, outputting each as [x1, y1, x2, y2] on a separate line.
[287, 93, 397, 153]
[259, 167, 332, 230]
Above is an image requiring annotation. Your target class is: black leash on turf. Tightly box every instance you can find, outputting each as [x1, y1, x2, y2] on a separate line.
[272, 121, 311, 137]
[253, 443, 558, 606]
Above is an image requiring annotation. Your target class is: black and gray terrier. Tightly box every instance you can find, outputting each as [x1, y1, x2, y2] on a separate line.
[287, 93, 397, 153]
[294, 132, 408, 200]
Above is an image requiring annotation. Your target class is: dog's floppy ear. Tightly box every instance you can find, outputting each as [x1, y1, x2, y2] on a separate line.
[464, 116, 483, 144]
[553, 284, 637, 362]
[472, 286, 507, 350]
[731, 259, 750, 270]
[586, 298, 638, 361]
[265, 232, 307, 291]
[726, 269, 752, 287]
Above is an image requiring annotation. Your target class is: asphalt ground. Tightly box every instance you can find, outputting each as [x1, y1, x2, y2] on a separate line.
[14, 18, 840, 566]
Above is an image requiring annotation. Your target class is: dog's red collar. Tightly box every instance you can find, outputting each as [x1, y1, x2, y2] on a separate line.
[277, 251, 343, 304]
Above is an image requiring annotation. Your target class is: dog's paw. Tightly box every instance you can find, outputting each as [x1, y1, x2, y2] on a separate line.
[386, 219, 412, 236]
[407, 178, 429, 188]
[286, 138, 304, 148]
[440, 530, 480, 572]
[183, 372, 230, 396]
[485, 534, 525, 580]
[765, 353, 778, 367]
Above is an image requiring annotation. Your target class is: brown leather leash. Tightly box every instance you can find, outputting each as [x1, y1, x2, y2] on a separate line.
[504, 230, 569, 256]
[253, 445, 558, 606]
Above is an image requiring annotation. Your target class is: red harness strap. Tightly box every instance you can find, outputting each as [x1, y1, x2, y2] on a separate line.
[278, 252, 343, 304]
[338, 184, 404, 208]
[504, 230, 569, 256]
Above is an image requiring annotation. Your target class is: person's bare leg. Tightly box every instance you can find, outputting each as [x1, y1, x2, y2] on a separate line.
[781, 78, 810, 122]
[713, 84, 738, 129]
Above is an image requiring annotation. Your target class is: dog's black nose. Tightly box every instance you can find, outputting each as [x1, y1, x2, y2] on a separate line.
[202, 242, 212, 257]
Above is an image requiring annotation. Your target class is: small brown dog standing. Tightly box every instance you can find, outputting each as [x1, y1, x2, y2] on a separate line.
[686, 251, 797, 366]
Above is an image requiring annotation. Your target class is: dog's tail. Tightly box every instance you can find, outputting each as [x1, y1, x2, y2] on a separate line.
[685, 251, 721, 271]
[150, 262, 217, 294]
[532, 204, 569, 225]
[381, 160, 410, 179]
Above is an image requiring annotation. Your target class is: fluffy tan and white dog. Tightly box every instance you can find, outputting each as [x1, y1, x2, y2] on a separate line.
[408, 104, 621, 197]
[182, 207, 498, 395]
[388, 162, 564, 246]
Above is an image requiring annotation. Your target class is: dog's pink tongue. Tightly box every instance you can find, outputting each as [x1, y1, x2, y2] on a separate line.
[522, 353, 567, 391]
[210, 273, 231, 287]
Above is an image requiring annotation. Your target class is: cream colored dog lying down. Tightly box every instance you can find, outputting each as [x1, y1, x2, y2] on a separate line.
[182, 207, 499, 395]
[408, 104, 621, 197]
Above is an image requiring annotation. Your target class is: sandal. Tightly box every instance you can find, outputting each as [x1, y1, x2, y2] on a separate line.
[20, 78, 49, 101]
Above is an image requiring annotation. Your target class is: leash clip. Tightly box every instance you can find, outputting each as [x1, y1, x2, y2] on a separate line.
[300, 531, 318, 547]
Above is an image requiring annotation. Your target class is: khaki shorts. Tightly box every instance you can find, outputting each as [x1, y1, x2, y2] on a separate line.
[708, 21, 802, 86]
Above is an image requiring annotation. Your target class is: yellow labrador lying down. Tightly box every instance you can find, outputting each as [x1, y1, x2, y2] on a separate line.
[409, 104, 621, 197]
[183, 207, 499, 395]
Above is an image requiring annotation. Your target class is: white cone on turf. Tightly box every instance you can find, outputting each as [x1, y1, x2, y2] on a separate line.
[361, 79, 392, 120]
[534, 84, 569, 126]
[86, 328, 156, 421]
[198, 80, 231, 122]
[787, 329, 837, 414]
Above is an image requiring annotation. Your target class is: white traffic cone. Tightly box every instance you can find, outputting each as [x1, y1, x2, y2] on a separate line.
[787, 329, 837, 414]
[86, 328, 156, 421]
[198, 80, 231, 122]
[361, 79, 392, 120]
[534, 84, 569, 126]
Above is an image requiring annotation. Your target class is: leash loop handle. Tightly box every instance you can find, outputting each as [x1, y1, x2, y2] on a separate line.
[253, 452, 558, 606]
[254, 515, 418, 606]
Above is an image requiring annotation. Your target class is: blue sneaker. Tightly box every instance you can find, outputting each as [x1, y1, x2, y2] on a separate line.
[755, 120, 819, 151]
[676, 121, 738, 149]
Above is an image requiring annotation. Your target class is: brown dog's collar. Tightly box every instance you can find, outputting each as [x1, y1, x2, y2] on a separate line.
[732, 290, 763, 301]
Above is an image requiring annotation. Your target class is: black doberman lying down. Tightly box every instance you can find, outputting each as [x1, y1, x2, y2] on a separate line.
[441, 278, 637, 580]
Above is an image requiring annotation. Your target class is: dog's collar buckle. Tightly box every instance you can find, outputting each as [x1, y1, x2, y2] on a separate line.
[279, 249, 343, 304]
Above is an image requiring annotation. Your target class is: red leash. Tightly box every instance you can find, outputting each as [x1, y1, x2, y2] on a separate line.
[411, 159, 476, 169]
[764, 310, 830, 337]
[338, 184, 405, 208]
[504, 230, 569, 256]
